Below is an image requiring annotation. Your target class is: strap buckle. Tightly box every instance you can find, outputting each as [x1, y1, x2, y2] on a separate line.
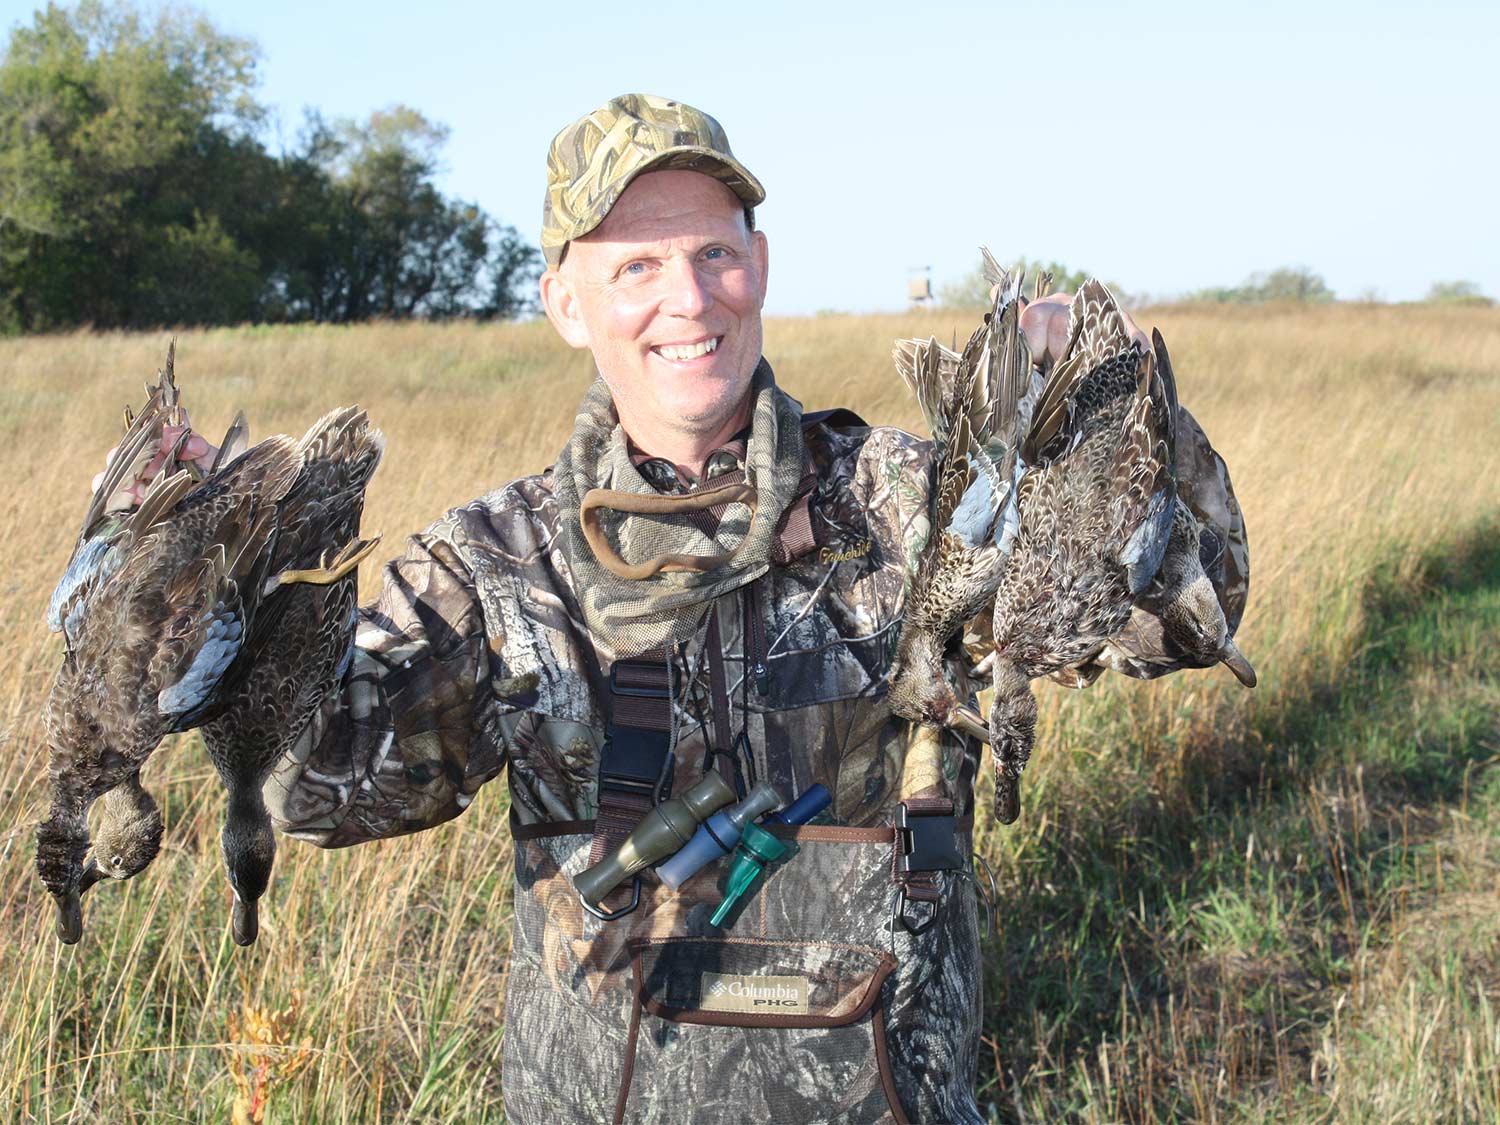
[598, 726, 672, 795]
[600, 662, 674, 797]
[895, 802, 963, 936]
[895, 803, 962, 875]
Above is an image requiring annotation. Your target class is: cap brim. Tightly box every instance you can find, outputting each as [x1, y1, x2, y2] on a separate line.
[546, 147, 766, 266]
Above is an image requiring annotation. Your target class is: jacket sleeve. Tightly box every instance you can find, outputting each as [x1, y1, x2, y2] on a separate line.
[263, 526, 518, 849]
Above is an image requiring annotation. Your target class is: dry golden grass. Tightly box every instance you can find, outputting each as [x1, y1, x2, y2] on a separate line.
[1, 302, 1497, 1122]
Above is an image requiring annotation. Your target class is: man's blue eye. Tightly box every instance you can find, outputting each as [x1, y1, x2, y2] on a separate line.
[624, 262, 646, 275]
[704, 247, 726, 260]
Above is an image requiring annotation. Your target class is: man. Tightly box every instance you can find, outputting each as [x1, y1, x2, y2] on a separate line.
[111, 94, 1093, 1122]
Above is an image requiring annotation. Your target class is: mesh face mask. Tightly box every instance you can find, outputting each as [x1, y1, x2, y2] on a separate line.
[551, 360, 806, 658]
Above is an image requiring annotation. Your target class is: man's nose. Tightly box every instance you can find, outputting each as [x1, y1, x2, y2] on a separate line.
[658, 257, 714, 317]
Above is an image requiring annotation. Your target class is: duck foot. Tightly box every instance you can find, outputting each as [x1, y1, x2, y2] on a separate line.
[267, 534, 382, 591]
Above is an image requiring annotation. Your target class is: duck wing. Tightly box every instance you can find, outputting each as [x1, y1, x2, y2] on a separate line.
[269, 407, 385, 570]
[142, 437, 304, 729]
[1109, 329, 1178, 594]
[217, 408, 382, 683]
[937, 268, 1029, 548]
[1089, 403, 1250, 681]
[905, 270, 1031, 638]
[1022, 280, 1144, 467]
[49, 346, 186, 638]
[1019, 280, 1177, 593]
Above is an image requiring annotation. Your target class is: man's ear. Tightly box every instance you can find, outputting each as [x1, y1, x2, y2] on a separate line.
[539, 268, 590, 349]
[751, 229, 769, 303]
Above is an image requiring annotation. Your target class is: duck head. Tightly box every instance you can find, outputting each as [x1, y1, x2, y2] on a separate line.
[82, 776, 164, 892]
[222, 794, 276, 946]
[887, 631, 989, 741]
[1139, 501, 1256, 687]
[1155, 558, 1257, 688]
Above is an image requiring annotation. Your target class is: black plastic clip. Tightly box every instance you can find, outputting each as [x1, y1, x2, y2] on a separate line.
[895, 804, 963, 875]
[895, 802, 964, 936]
[600, 665, 674, 801]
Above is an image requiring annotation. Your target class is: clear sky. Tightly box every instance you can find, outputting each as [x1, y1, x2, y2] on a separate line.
[4, 0, 1495, 314]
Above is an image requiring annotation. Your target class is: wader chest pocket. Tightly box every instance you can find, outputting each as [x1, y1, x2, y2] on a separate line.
[615, 937, 910, 1124]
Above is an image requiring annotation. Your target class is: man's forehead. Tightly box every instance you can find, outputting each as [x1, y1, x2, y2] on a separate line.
[572, 171, 749, 255]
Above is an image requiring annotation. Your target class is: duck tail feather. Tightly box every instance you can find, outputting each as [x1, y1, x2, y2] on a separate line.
[209, 411, 250, 475]
[1022, 280, 1136, 465]
[128, 469, 196, 538]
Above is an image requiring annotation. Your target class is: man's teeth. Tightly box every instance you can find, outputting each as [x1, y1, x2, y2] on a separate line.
[656, 338, 719, 361]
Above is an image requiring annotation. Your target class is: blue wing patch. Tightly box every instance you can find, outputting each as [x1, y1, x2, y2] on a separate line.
[47, 537, 110, 634]
[1121, 489, 1174, 594]
[157, 603, 244, 720]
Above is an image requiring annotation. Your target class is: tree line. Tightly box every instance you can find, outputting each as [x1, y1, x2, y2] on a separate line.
[940, 261, 1492, 310]
[0, 2, 540, 334]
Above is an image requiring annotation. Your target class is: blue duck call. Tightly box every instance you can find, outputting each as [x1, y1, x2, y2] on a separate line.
[656, 781, 781, 891]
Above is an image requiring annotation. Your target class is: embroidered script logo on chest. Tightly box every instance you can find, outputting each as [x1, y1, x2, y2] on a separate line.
[818, 539, 872, 565]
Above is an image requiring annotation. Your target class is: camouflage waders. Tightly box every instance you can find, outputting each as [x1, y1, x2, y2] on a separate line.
[266, 398, 990, 1122]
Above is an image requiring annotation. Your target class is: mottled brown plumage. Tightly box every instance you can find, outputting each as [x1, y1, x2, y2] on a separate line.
[983, 280, 1179, 824]
[37, 348, 382, 945]
[201, 405, 383, 945]
[1044, 336, 1256, 691]
[887, 266, 1030, 740]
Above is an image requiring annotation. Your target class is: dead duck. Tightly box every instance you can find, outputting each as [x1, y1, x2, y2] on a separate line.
[39, 350, 242, 941]
[982, 280, 1178, 824]
[37, 349, 381, 945]
[199, 405, 383, 945]
[1048, 376, 1255, 689]
[886, 267, 1030, 739]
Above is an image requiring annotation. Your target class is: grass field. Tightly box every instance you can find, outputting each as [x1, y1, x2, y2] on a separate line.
[1, 302, 1497, 1122]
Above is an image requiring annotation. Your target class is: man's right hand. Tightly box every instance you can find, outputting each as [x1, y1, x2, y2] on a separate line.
[1016, 292, 1149, 369]
[91, 417, 219, 510]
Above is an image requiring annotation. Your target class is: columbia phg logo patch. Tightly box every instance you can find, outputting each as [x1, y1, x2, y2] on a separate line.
[699, 973, 810, 1014]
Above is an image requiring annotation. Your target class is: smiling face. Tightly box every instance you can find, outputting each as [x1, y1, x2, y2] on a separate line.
[539, 169, 770, 458]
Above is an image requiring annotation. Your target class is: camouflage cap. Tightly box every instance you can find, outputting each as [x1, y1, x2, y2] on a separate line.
[542, 94, 766, 268]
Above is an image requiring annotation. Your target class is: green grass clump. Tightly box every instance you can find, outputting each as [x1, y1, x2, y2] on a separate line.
[976, 524, 1500, 1122]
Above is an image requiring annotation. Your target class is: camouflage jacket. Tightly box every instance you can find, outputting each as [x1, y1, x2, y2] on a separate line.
[265, 407, 987, 1124]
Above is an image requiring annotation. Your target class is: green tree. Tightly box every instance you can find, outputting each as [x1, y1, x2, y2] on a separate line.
[1425, 279, 1491, 306]
[1186, 266, 1334, 304]
[0, 0, 268, 329]
[269, 107, 539, 322]
[938, 256, 1116, 308]
[0, 3, 540, 331]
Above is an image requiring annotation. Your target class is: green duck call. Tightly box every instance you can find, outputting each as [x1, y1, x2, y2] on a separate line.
[574, 771, 736, 912]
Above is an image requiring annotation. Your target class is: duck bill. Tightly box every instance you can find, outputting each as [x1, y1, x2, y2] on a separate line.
[232, 896, 259, 947]
[79, 857, 106, 893]
[53, 889, 82, 945]
[1220, 638, 1258, 688]
[950, 705, 991, 742]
